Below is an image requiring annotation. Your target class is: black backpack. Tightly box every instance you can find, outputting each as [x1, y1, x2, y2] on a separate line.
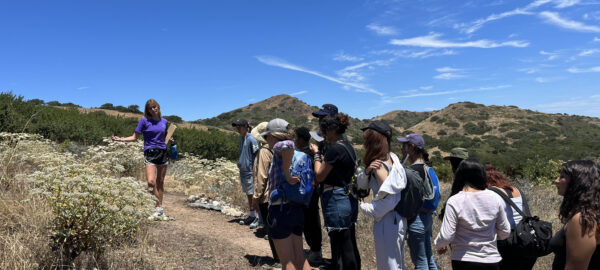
[489, 187, 553, 258]
[394, 166, 425, 220]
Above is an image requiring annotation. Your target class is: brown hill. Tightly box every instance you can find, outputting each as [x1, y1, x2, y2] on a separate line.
[197, 94, 320, 130]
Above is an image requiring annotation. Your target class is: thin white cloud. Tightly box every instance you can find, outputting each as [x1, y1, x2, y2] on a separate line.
[436, 67, 462, 73]
[372, 49, 457, 58]
[518, 67, 539, 74]
[333, 51, 364, 62]
[435, 73, 465, 80]
[366, 23, 398, 36]
[554, 0, 580, 8]
[290, 90, 308, 96]
[579, 49, 600, 56]
[455, 0, 553, 34]
[390, 33, 529, 48]
[435, 67, 466, 80]
[77, 86, 89, 90]
[384, 85, 511, 101]
[540, 50, 560, 60]
[595, 37, 600, 42]
[539, 11, 600, 32]
[567, 66, 600, 73]
[536, 95, 600, 115]
[255, 55, 383, 96]
[455, 0, 583, 34]
[420, 85, 433, 90]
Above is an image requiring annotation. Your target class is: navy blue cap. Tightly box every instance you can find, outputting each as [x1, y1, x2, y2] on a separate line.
[312, 104, 338, 117]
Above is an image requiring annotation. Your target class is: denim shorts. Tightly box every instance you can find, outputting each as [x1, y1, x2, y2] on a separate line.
[239, 175, 254, 195]
[320, 187, 358, 231]
[267, 203, 304, 240]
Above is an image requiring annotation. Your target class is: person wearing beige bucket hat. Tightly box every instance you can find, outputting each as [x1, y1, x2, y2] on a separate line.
[250, 122, 279, 265]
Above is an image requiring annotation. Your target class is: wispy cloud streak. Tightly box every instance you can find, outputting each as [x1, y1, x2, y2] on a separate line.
[390, 33, 529, 48]
[366, 23, 398, 36]
[290, 90, 308, 96]
[77, 86, 89, 90]
[255, 55, 383, 96]
[567, 66, 600, 73]
[539, 11, 600, 32]
[383, 85, 511, 101]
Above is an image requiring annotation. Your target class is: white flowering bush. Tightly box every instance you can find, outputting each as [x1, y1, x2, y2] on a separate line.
[1, 133, 154, 262]
[167, 153, 241, 201]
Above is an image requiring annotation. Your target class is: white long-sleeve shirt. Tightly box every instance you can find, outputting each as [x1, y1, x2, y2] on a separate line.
[434, 189, 511, 263]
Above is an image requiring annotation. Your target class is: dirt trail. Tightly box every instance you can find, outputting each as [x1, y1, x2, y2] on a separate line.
[144, 193, 275, 269]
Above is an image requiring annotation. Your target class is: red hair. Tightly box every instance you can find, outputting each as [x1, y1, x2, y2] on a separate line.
[485, 169, 514, 192]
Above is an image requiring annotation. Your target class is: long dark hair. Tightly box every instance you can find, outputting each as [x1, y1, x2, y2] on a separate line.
[411, 145, 430, 163]
[363, 129, 389, 167]
[440, 158, 487, 219]
[558, 160, 600, 235]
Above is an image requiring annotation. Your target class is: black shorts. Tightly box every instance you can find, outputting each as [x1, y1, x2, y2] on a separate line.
[144, 148, 169, 166]
[267, 203, 304, 240]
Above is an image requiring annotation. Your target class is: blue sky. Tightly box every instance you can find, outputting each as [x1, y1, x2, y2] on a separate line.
[1, 0, 599, 121]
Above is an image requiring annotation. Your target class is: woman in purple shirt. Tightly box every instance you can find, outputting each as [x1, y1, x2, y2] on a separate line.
[112, 99, 170, 219]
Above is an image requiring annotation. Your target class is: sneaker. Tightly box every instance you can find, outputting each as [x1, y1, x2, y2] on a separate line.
[249, 218, 260, 229]
[148, 207, 164, 220]
[307, 250, 323, 267]
[239, 216, 257, 225]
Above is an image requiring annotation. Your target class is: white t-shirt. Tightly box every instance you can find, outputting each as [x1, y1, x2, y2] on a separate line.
[434, 189, 511, 263]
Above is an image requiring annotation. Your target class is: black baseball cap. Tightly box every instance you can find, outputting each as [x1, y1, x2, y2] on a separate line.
[361, 120, 392, 139]
[312, 104, 338, 117]
[231, 119, 249, 127]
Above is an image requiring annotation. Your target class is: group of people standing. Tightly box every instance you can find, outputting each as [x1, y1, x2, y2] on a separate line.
[117, 99, 600, 270]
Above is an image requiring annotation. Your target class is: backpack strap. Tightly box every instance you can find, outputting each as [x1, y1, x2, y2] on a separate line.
[488, 187, 529, 218]
[503, 187, 513, 198]
[515, 186, 532, 217]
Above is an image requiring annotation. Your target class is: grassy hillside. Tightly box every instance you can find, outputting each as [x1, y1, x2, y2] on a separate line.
[0, 92, 239, 160]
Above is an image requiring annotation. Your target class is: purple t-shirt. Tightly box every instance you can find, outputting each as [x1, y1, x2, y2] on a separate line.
[135, 117, 168, 151]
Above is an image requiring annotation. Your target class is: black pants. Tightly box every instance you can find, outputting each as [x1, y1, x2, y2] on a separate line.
[497, 240, 537, 270]
[303, 190, 322, 252]
[452, 260, 499, 270]
[329, 223, 360, 270]
[259, 202, 278, 262]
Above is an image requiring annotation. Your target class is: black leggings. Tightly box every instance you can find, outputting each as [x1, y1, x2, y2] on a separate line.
[258, 202, 278, 262]
[452, 260, 499, 270]
[303, 190, 322, 252]
[329, 223, 360, 270]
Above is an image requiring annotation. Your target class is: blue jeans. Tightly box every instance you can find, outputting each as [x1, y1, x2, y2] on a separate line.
[320, 188, 358, 230]
[407, 212, 438, 270]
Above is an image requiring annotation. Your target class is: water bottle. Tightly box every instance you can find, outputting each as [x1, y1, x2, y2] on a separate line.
[170, 142, 179, 160]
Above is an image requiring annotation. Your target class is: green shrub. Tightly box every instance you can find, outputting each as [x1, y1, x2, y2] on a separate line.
[437, 130, 447, 136]
[444, 121, 459, 128]
[521, 155, 562, 185]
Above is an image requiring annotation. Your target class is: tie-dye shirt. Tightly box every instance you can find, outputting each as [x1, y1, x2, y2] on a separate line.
[268, 140, 295, 200]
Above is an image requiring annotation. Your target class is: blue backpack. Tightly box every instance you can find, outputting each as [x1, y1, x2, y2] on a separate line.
[421, 165, 441, 211]
[270, 150, 315, 206]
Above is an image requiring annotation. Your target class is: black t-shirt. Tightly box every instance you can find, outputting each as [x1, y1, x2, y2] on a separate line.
[323, 141, 355, 187]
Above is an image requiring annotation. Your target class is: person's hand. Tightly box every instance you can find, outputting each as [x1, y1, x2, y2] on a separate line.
[285, 175, 301, 185]
[169, 137, 175, 143]
[112, 135, 120, 142]
[437, 246, 448, 255]
[366, 160, 383, 174]
[309, 143, 319, 154]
